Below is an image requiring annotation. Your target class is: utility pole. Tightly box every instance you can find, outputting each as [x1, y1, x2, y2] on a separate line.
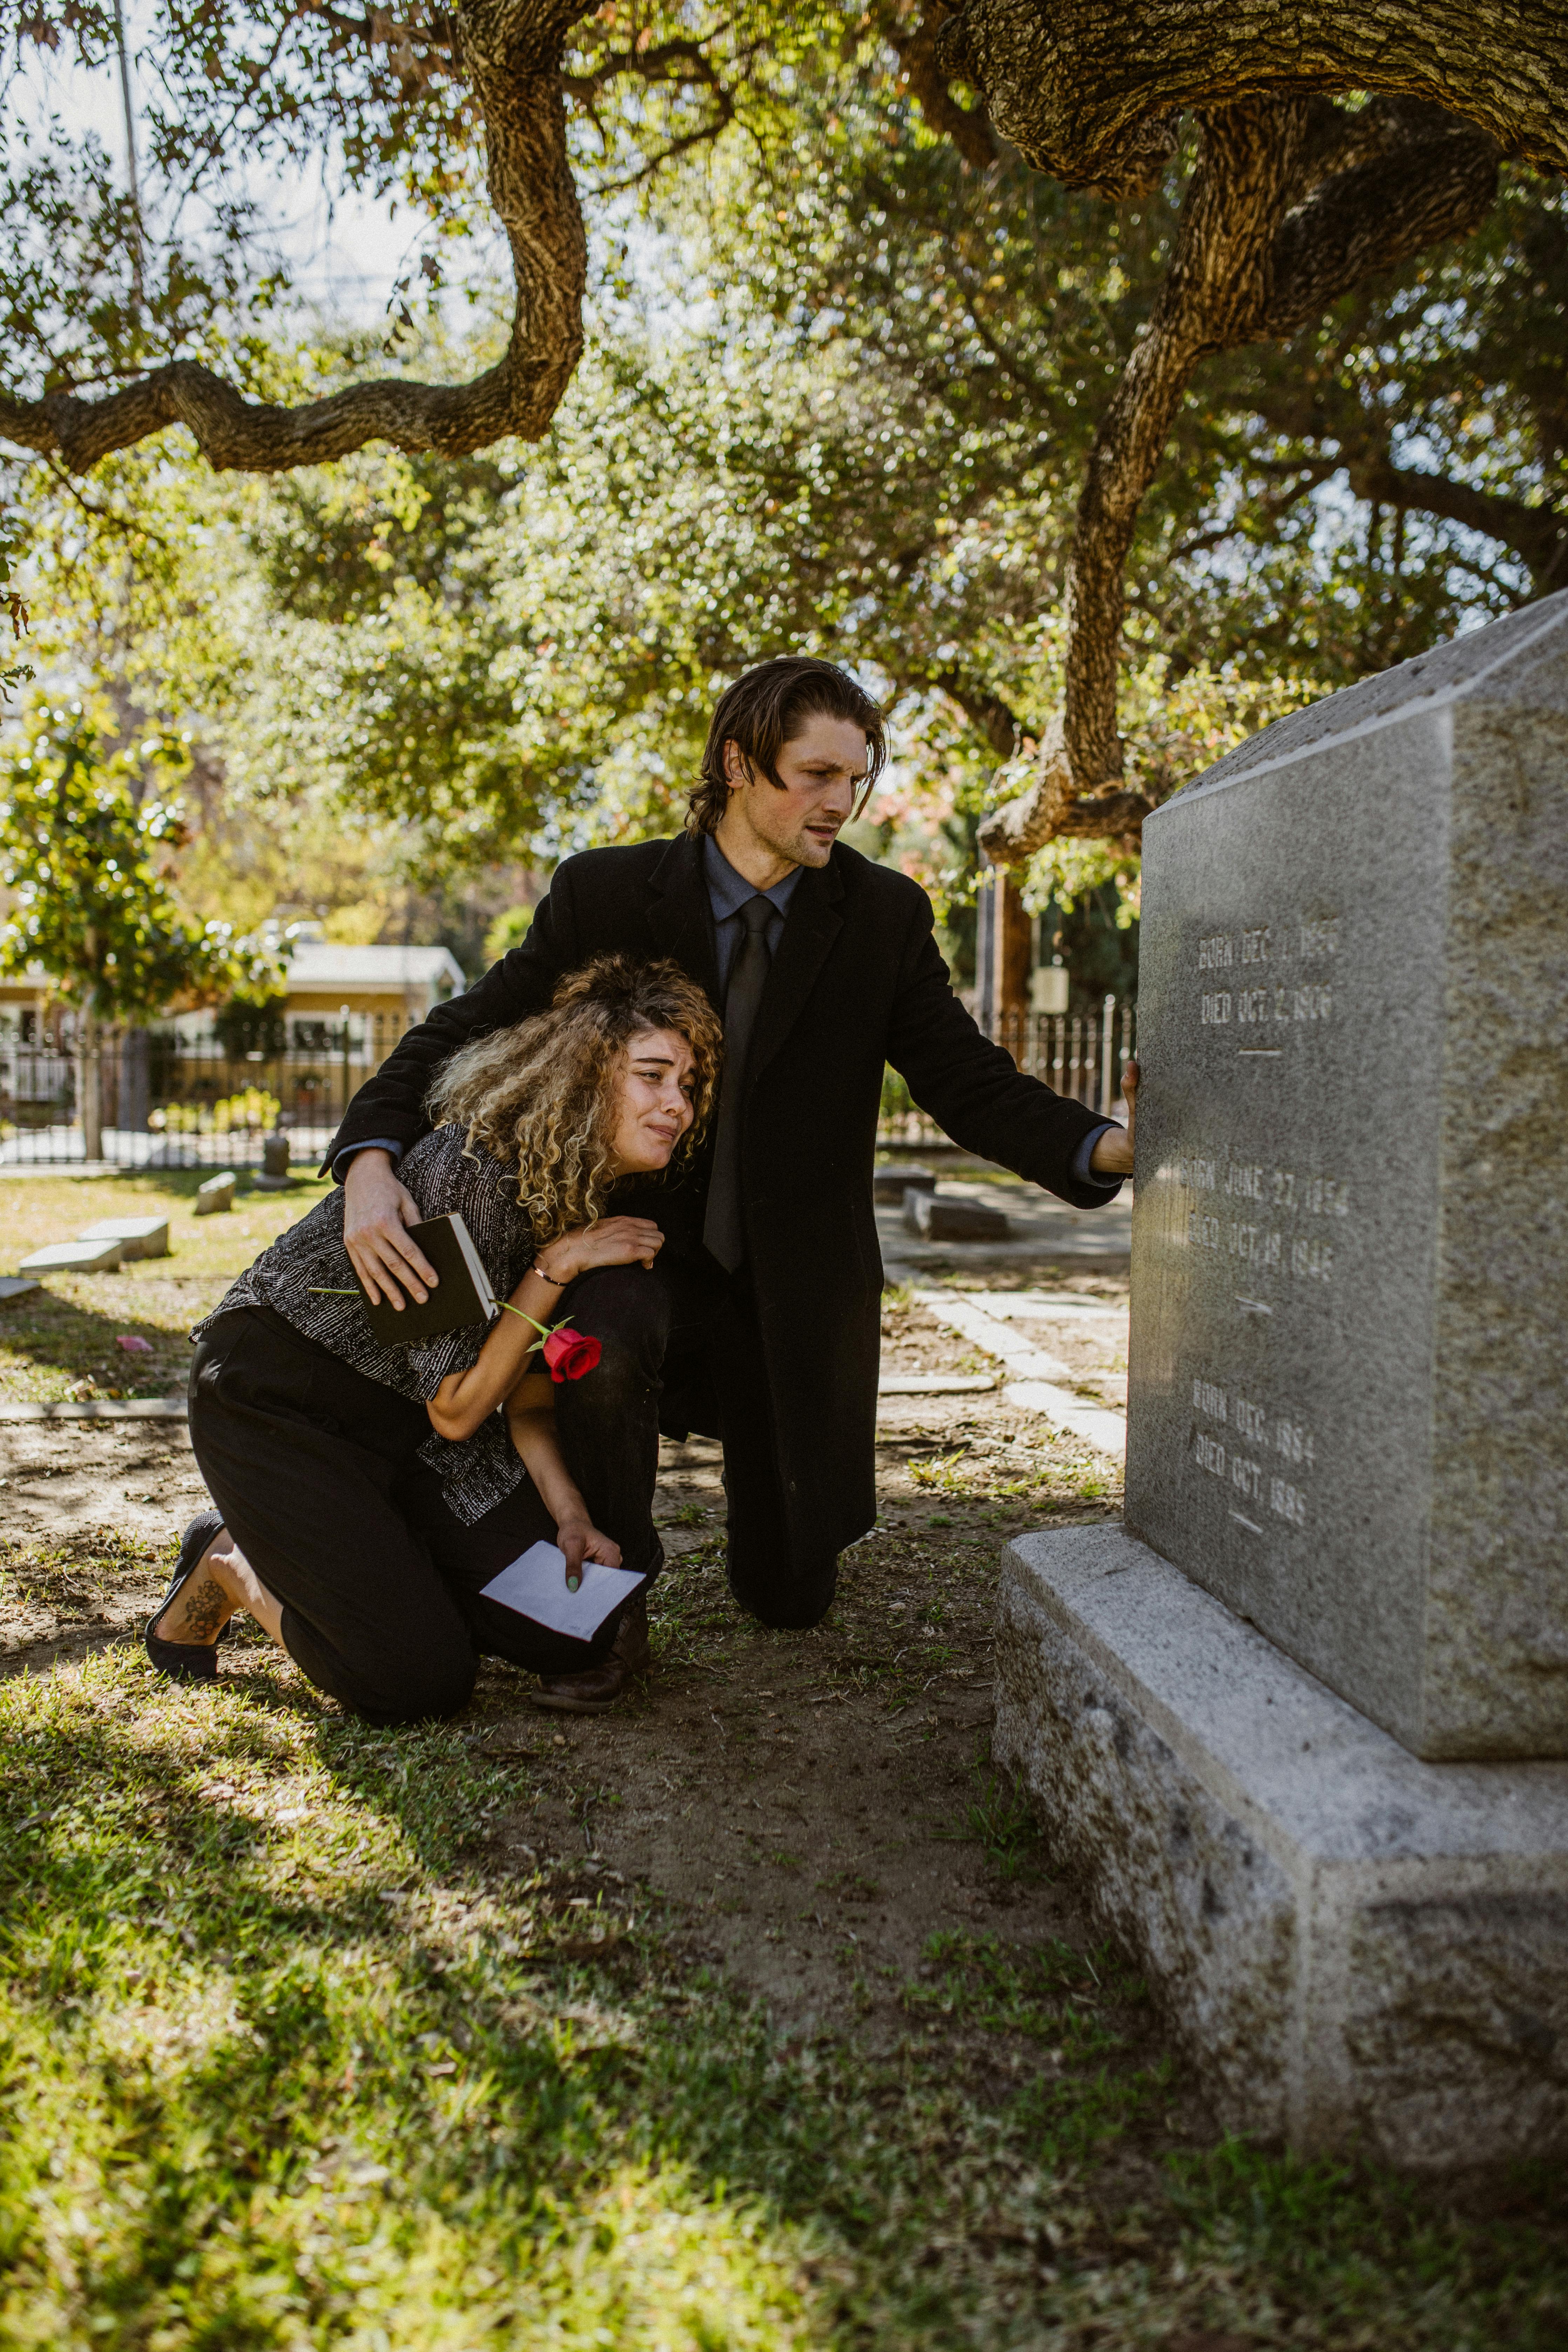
[112, 0, 146, 316]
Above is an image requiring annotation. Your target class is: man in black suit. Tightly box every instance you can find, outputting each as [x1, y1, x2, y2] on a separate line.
[329, 657, 1135, 1708]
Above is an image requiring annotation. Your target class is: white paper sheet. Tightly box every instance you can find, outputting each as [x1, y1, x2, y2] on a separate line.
[479, 1539, 645, 1641]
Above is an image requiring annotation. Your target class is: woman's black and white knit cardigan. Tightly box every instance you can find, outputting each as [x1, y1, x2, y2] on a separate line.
[196, 1124, 540, 1524]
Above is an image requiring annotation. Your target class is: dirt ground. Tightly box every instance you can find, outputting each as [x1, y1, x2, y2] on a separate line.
[0, 1273, 1152, 2103]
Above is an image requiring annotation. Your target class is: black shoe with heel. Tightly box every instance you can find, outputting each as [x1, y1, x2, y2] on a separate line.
[144, 1510, 231, 1683]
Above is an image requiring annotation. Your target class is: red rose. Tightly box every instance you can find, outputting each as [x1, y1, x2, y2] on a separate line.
[541, 1326, 601, 1383]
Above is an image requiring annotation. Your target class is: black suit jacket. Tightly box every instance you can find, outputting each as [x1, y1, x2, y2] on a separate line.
[328, 833, 1111, 1559]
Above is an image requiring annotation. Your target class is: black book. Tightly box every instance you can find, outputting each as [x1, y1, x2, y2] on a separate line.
[360, 1212, 499, 1348]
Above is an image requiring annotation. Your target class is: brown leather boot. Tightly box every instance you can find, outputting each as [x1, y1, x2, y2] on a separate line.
[531, 1594, 650, 1714]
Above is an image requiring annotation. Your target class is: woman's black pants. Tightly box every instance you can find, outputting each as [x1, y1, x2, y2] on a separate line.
[188, 1306, 620, 1725]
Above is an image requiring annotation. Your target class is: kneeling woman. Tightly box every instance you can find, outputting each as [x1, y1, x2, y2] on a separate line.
[148, 957, 720, 1724]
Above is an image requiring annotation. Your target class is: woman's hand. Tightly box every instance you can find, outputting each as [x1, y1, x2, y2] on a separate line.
[555, 1515, 622, 1592]
[504, 1394, 618, 1589]
[343, 1149, 439, 1307]
[536, 1216, 665, 1285]
[1089, 1059, 1138, 1179]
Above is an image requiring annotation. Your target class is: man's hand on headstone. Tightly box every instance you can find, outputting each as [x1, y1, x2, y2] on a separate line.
[1089, 1059, 1138, 1179]
[343, 1148, 439, 1307]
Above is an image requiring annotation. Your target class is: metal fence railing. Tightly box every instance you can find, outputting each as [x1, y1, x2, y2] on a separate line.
[878, 996, 1136, 1151]
[0, 1013, 417, 1170]
[3, 994, 1137, 1170]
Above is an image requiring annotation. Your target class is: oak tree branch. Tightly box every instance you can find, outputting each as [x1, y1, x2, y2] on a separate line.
[1, 0, 594, 473]
[940, 0, 1568, 195]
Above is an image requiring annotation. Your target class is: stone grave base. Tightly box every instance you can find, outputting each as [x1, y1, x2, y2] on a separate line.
[994, 1525, 1568, 2173]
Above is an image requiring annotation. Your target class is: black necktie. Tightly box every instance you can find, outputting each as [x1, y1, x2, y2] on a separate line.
[703, 895, 774, 1271]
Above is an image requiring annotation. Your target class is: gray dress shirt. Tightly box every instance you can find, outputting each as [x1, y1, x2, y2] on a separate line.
[702, 831, 802, 988]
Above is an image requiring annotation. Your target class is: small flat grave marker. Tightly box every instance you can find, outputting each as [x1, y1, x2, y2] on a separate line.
[904, 1189, 1009, 1242]
[78, 1215, 170, 1260]
[872, 1164, 937, 1204]
[18, 1237, 125, 1274]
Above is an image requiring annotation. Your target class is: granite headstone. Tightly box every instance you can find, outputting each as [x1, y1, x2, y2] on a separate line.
[1126, 590, 1568, 1760]
[18, 1237, 125, 1275]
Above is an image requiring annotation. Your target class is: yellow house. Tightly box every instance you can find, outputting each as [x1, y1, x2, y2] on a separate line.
[0, 944, 467, 1155]
[2, 941, 464, 1033]
[0, 968, 49, 1028]
[162, 940, 468, 1123]
[0, 969, 68, 1107]
[276, 940, 466, 1044]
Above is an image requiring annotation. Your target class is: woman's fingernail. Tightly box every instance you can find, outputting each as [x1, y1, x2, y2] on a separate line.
[567, 1576, 581, 1592]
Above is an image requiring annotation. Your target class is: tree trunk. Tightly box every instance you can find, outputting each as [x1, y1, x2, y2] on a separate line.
[80, 1008, 102, 1167]
[979, 95, 1499, 864]
[1065, 97, 1313, 799]
[119, 1025, 151, 1139]
[891, 5, 997, 169]
[976, 867, 1034, 1054]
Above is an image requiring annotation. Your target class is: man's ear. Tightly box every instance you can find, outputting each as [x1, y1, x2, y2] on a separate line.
[722, 738, 752, 789]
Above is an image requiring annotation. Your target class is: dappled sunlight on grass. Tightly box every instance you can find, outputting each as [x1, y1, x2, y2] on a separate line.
[0, 1169, 333, 1403]
[1, 1612, 1564, 2344]
[0, 1653, 812, 2347]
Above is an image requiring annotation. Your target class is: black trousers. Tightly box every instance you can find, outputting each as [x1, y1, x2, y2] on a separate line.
[552, 1252, 838, 1631]
[188, 1306, 624, 1725]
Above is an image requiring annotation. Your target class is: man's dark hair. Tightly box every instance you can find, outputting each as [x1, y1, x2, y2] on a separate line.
[687, 656, 887, 836]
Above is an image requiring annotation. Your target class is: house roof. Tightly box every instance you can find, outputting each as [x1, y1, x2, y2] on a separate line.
[283, 943, 465, 993]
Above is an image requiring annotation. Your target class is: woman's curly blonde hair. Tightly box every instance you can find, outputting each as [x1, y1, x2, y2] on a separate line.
[427, 954, 722, 1242]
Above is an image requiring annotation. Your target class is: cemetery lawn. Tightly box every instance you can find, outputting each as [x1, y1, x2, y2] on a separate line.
[0, 1169, 334, 1404]
[1, 1194, 1564, 2347]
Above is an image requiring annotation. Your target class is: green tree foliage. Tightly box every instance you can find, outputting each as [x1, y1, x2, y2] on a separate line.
[0, 0, 870, 474]
[1212, 165, 1568, 618]
[674, 87, 1564, 713]
[0, 512, 31, 701]
[482, 901, 534, 962]
[6, 12, 1563, 952]
[4, 0, 493, 405]
[0, 699, 274, 1025]
[207, 81, 1563, 925]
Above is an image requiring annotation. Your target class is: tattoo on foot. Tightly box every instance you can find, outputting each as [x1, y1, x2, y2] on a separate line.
[161, 1573, 232, 1644]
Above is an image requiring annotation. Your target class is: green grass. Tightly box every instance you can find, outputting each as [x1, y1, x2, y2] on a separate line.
[0, 1650, 813, 2347]
[903, 1929, 1137, 2071]
[932, 1755, 1050, 1882]
[3, 1647, 1565, 2348]
[0, 1168, 333, 1403]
